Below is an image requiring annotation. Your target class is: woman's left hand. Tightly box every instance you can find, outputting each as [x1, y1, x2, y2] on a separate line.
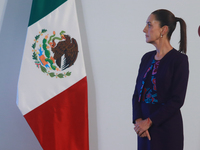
[134, 118, 152, 136]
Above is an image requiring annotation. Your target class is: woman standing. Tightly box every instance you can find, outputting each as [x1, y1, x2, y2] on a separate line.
[132, 9, 189, 150]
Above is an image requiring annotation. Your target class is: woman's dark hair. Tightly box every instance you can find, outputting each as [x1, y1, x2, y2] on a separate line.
[152, 9, 187, 54]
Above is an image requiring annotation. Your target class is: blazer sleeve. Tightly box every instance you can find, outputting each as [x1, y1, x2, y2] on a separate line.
[132, 56, 145, 124]
[132, 85, 142, 124]
[149, 54, 189, 126]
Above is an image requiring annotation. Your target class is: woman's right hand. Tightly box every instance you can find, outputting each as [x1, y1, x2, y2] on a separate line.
[140, 130, 151, 140]
[134, 118, 151, 140]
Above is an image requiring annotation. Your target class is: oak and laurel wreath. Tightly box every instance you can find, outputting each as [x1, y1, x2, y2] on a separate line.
[32, 29, 71, 78]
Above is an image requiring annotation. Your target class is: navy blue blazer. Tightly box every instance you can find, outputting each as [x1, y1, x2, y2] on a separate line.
[132, 49, 189, 127]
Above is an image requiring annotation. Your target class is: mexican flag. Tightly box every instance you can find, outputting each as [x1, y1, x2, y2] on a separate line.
[16, 0, 89, 149]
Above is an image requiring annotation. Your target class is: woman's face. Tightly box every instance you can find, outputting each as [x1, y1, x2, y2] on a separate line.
[143, 14, 162, 44]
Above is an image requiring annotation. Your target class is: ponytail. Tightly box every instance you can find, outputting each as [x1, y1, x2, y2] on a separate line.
[175, 17, 187, 54]
[152, 9, 187, 54]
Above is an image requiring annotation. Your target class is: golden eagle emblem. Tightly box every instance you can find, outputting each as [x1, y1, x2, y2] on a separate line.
[32, 29, 78, 78]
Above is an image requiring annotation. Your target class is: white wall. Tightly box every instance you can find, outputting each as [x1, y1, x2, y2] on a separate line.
[0, 0, 199, 149]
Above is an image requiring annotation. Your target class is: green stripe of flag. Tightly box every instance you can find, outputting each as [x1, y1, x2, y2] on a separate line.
[28, 0, 68, 26]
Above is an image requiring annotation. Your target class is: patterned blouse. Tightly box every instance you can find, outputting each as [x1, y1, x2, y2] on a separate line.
[138, 59, 160, 104]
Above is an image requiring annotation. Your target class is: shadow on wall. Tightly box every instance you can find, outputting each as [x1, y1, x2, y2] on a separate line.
[0, 0, 43, 150]
[76, 1, 99, 150]
[0, 0, 7, 33]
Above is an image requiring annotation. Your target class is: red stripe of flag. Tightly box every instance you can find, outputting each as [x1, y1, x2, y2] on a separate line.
[24, 77, 89, 150]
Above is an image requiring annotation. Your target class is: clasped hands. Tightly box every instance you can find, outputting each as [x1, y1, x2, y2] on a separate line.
[134, 118, 152, 140]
